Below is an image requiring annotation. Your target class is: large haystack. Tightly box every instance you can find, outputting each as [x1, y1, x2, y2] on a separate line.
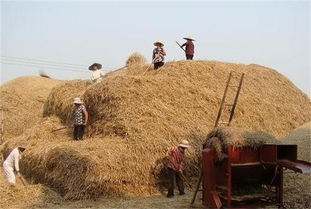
[281, 122, 311, 209]
[0, 76, 62, 138]
[2, 60, 311, 199]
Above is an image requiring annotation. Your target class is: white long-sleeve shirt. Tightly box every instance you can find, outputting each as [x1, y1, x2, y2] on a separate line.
[90, 70, 105, 83]
[3, 148, 21, 172]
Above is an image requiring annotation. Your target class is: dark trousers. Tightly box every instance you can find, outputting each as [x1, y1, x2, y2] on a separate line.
[167, 167, 185, 196]
[73, 125, 85, 140]
[186, 54, 194, 60]
[154, 62, 164, 69]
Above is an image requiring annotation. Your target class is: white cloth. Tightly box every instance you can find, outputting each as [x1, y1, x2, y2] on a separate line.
[3, 148, 21, 184]
[3, 163, 16, 184]
[90, 70, 105, 83]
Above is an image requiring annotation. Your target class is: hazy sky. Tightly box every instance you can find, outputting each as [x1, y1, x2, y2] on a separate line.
[1, 1, 310, 95]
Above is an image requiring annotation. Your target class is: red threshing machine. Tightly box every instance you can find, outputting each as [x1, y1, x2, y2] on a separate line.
[201, 143, 311, 209]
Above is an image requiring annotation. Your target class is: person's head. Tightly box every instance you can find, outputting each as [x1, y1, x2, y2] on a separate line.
[18, 147, 26, 152]
[153, 41, 164, 49]
[73, 97, 83, 106]
[178, 140, 190, 152]
[88, 63, 102, 71]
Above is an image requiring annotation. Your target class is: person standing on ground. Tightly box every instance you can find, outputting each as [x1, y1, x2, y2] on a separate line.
[166, 140, 190, 198]
[3, 147, 26, 185]
[73, 97, 88, 140]
[89, 63, 105, 83]
[181, 36, 195, 60]
[152, 41, 166, 69]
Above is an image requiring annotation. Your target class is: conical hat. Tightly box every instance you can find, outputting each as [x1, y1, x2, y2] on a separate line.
[183, 36, 195, 41]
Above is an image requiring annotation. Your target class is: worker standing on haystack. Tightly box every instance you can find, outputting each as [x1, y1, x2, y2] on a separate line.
[3, 147, 26, 185]
[89, 63, 105, 83]
[73, 97, 88, 140]
[180, 36, 195, 60]
[152, 41, 166, 69]
[166, 140, 190, 198]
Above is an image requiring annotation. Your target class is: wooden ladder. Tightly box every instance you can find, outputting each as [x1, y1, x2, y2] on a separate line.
[190, 71, 245, 206]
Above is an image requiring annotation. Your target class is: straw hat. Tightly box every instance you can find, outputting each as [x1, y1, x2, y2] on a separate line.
[88, 63, 102, 71]
[183, 36, 195, 41]
[153, 41, 164, 47]
[178, 140, 190, 148]
[73, 97, 83, 104]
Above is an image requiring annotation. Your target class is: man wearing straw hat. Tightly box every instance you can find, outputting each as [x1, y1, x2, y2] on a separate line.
[89, 63, 105, 83]
[166, 140, 190, 198]
[73, 97, 88, 140]
[3, 146, 26, 185]
[180, 36, 195, 60]
[152, 41, 166, 69]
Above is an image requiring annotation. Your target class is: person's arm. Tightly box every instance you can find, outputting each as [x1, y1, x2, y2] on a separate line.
[100, 70, 105, 78]
[152, 49, 156, 60]
[161, 49, 166, 56]
[181, 42, 186, 48]
[14, 151, 20, 174]
[83, 107, 88, 125]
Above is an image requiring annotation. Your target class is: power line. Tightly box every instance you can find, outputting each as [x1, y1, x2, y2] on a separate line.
[0, 58, 87, 70]
[0, 61, 88, 73]
[1, 55, 88, 68]
[1, 56, 120, 70]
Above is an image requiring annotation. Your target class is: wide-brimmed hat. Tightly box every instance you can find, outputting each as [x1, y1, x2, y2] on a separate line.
[88, 63, 102, 71]
[183, 36, 195, 41]
[73, 97, 83, 104]
[153, 41, 164, 47]
[178, 140, 190, 148]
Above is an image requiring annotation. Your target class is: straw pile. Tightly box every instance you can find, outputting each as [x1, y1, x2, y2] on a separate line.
[43, 79, 89, 124]
[204, 126, 278, 159]
[1, 60, 311, 199]
[281, 122, 311, 209]
[125, 52, 147, 67]
[0, 76, 61, 138]
[0, 164, 61, 209]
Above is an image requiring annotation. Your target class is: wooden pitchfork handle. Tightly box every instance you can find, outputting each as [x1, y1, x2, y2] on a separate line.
[143, 57, 157, 75]
[18, 174, 26, 186]
[176, 41, 186, 52]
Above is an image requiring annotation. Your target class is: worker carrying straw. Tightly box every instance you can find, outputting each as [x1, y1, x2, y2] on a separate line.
[152, 41, 166, 70]
[73, 97, 88, 140]
[166, 140, 190, 198]
[180, 36, 195, 60]
[89, 63, 105, 83]
[3, 146, 26, 185]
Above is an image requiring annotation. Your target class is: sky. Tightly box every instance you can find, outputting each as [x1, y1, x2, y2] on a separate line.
[0, 1, 310, 96]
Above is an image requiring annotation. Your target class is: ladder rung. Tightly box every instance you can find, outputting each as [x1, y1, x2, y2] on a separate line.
[218, 121, 229, 125]
[198, 189, 203, 192]
[224, 104, 234, 106]
[229, 85, 239, 88]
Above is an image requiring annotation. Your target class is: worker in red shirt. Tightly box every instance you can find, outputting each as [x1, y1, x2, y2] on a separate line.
[180, 36, 195, 60]
[166, 140, 190, 198]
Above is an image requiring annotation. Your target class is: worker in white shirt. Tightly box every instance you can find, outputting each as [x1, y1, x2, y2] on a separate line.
[89, 63, 105, 83]
[3, 147, 26, 185]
